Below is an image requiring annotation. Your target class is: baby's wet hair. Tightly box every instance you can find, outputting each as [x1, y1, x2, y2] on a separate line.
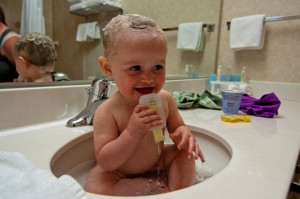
[102, 14, 166, 56]
[14, 32, 57, 67]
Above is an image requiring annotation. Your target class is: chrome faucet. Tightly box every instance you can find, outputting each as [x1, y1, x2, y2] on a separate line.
[66, 76, 113, 127]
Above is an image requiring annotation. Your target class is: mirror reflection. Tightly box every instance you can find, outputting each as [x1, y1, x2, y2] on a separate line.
[1, 0, 221, 87]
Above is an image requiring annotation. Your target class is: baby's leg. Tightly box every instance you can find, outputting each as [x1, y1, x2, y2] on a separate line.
[163, 144, 195, 190]
[85, 165, 169, 196]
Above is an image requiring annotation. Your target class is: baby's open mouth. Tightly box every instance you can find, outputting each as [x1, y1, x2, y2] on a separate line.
[135, 87, 154, 95]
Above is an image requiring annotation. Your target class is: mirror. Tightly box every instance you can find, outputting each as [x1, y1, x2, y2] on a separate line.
[1, 0, 221, 88]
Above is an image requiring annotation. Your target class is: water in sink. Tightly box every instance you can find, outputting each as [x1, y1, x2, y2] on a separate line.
[51, 128, 232, 190]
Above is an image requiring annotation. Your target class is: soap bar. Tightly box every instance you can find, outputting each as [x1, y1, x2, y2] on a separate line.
[221, 114, 251, 122]
[139, 94, 166, 143]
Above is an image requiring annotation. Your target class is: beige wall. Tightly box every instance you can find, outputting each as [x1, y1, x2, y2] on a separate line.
[122, 0, 221, 78]
[217, 0, 300, 83]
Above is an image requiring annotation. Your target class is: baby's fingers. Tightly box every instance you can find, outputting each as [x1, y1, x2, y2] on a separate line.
[194, 146, 205, 162]
[186, 137, 205, 162]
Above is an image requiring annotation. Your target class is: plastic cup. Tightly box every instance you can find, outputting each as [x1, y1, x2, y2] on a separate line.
[221, 90, 243, 114]
[229, 74, 241, 82]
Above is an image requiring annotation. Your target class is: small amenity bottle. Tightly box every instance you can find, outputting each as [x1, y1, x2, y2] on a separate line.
[216, 65, 222, 82]
[225, 66, 231, 81]
[139, 94, 166, 143]
[241, 66, 247, 82]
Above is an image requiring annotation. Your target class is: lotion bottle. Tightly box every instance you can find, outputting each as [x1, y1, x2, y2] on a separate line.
[241, 66, 247, 82]
[216, 65, 222, 82]
[139, 94, 166, 143]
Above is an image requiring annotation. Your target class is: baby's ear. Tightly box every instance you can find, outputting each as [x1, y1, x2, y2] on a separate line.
[98, 56, 112, 76]
[18, 56, 30, 68]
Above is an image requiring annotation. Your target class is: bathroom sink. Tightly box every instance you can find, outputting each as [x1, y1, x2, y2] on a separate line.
[50, 126, 232, 188]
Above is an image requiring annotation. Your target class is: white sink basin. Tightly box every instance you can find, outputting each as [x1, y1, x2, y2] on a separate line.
[51, 126, 232, 188]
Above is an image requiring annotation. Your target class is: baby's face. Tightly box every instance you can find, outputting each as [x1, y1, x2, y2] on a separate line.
[108, 29, 167, 103]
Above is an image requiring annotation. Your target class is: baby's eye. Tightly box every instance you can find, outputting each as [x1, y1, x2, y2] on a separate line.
[153, 65, 164, 71]
[130, 65, 141, 71]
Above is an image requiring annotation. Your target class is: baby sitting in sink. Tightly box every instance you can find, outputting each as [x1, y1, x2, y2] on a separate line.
[85, 14, 205, 196]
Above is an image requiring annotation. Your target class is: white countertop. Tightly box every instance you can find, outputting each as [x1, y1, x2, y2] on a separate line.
[0, 99, 299, 199]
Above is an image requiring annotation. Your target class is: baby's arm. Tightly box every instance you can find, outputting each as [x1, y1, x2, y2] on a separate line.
[93, 100, 163, 171]
[2, 36, 19, 65]
[163, 91, 205, 162]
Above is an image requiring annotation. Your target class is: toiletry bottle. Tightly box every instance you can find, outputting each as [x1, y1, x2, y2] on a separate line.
[215, 65, 223, 94]
[225, 66, 231, 81]
[139, 94, 166, 143]
[216, 65, 222, 82]
[241, 66, 247, 82]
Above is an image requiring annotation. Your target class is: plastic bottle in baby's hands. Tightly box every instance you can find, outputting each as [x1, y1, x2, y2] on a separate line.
[139, 94, 166, 143]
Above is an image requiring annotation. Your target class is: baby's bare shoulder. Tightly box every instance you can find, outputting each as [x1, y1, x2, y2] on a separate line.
[159, 89, 173, 99]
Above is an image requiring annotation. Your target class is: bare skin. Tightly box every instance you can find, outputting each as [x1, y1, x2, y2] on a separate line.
[85, 14, 205, 196]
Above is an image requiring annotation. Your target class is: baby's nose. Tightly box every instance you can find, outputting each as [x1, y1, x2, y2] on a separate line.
[141, 70, 154, 83]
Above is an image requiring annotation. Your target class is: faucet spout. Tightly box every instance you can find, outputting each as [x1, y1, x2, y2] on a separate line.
[66, 76, 113, 127]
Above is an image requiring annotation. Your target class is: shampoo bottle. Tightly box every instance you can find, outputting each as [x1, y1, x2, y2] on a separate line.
[216, 65, 222, 82]
[241, 66, 247, 82]
[225, 66, 231, 81]
[139, 94, 166, 143]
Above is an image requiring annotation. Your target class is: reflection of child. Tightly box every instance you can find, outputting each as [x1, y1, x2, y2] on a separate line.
[85, 14, 205, 196]
[13, 32, 57, 82]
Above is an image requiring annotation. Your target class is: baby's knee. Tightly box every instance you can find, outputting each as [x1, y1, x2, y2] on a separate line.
[175, 149, 194, 162]
[84, 178, 105, 194]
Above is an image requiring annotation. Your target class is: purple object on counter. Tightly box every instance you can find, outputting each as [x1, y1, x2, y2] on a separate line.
[239, 92, 281, 118]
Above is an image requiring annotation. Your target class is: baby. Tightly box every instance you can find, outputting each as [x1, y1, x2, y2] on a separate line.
[85, 14, 205, 196]
[13, 32, 57, 82]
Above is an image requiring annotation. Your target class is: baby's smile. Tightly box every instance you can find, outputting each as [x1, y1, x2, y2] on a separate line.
[135, 87, 154, 95]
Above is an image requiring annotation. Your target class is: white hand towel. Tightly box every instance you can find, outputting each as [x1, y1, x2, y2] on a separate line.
[194, 160, 213, 184]
[67, 0, 84, 6]
[76, 23, 88, 42]
[230, 14, 266, 51]
[86, 21, 101, 40]
[76, 22, 100, 42]
[239, 84, 253, 96]
[176, 22, 204, 52]
[0, 151, 89, 199]
[70, 0, 105, 12]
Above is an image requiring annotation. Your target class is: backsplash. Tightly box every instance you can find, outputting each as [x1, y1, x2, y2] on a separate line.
[1, 79, 299, 131]
[0, 85, 88, 131]
[0, 79, 208, 131]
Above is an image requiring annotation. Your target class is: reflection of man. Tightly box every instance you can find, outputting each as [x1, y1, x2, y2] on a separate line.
[0, 6, 20, 82]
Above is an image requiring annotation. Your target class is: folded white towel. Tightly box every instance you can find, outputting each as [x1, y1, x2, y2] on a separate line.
[230, 14, 266, 51]
[67, 0, 84, 6]
[76, 21, 100, 42]
[76, 23, 88, 42]
[194, 160, 213, 183]
[70, 0, 105, 12]
[86, 21, 101, 40]
[176, 22, 204, 52]
[239, 84, 253, 96]
[0, 151, 89, 199]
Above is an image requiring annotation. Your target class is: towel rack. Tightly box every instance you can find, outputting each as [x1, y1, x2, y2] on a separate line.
[226, 14, 300, 30]
[162, 24, 215, 32]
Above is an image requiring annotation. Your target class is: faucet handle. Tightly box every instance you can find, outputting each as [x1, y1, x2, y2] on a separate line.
[66, 76, 113, 128]
[87, 76, 113, 101]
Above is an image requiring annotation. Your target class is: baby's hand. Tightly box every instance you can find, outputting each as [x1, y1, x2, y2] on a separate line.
[126, 105, 163, 139]
[169, 126, 205, 162]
